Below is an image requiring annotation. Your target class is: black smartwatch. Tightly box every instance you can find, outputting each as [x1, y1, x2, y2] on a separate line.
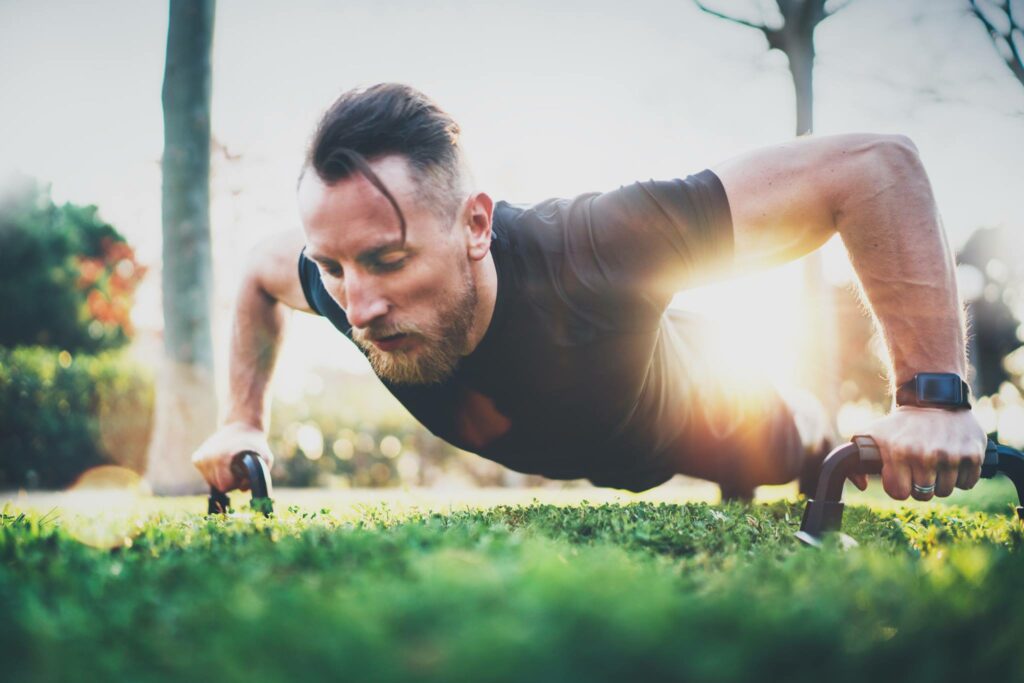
[895, 373, 971, 410]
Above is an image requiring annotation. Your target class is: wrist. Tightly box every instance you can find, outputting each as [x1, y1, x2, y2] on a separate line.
[893, 372, 971, 411]
[222, 409, 267, 433]
[893, 361, 966, 388]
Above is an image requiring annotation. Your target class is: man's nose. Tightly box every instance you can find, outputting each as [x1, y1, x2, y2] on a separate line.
[343, 274, 389, 329]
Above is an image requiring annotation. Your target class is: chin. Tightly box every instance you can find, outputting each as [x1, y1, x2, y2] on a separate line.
[367, 348, 456, 386]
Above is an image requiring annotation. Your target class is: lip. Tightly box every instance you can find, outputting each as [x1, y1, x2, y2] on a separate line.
[371, 333, 413, 352]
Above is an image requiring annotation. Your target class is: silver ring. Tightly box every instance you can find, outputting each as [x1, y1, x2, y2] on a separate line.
[912, 482, 935, 495]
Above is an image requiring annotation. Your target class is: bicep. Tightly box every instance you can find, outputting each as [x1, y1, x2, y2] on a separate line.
[249, 229, 315, 313]
[711, 134, 883, 271]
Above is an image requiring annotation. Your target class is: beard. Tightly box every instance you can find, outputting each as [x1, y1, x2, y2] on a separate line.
[351, 266, 478, 385]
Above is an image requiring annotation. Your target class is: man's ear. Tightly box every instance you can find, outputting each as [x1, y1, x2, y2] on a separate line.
[463, 192, 494, 261]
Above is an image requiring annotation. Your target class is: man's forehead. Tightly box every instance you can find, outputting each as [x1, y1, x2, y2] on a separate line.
[298, 165, 414, 253]
[299, 156, 419, 210]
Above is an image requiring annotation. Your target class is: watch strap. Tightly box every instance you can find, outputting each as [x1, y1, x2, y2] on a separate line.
[895, 373, 971, 410]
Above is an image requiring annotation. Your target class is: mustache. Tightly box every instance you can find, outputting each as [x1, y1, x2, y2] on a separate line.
[352, 322, 425, 343]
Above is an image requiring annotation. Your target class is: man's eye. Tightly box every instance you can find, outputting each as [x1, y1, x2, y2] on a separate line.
[320, 264, 343, 278]
[373, 257, 406, 272]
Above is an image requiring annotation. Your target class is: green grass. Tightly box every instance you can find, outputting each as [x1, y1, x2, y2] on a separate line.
[2, 491, 1023, 683]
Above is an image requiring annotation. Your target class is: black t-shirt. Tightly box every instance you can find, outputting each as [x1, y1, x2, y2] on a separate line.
[298, 169, 734, 491]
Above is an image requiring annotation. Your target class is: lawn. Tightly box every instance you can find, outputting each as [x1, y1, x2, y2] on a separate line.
[2, 479, 1022, 683]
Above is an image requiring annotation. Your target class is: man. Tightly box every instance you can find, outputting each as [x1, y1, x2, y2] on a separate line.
[193, 83, 987, 502]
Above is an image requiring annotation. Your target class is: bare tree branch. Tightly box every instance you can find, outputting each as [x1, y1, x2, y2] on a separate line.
[823, 0, 854, 20]
[969, 0, 1024, 88]
[692, 0, 769, 32]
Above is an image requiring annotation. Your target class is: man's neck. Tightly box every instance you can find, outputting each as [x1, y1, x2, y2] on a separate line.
[465, 251, 498, 354]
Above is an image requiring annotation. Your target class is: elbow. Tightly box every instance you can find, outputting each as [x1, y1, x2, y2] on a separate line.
[872, 134, 928, 199]
[876, 134, 923, 171]
[874, 135, 932, 206]
[865, 134, 926, 185]
[243, 240, 283, 304]
[835, 133, 930, 221]
[843, 133, 923, 175]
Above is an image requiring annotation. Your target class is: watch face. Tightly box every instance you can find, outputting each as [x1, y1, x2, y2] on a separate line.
[917, 373, 962, 404]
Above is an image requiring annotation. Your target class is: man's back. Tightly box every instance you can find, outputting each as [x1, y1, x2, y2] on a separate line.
[298, 170, 735, 489]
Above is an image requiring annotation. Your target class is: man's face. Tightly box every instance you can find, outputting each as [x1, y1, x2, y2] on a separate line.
[298, 156, 475, 384]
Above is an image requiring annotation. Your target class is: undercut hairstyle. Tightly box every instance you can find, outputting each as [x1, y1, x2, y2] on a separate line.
[303, 83, 467, 242]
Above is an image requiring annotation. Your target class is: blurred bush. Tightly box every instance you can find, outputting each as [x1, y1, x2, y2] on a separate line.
[0, 346, 154, 489]
[267, 370, 513, 488]
[0, 176, 152, 490]
[0, 176, 146, 353]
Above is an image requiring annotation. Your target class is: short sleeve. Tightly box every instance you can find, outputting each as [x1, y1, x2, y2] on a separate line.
[512, 169, 734, 325]
[297, 249, 352, 334]
[584, 169, 733, 295]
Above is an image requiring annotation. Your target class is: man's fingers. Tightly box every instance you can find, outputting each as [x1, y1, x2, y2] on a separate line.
[881, 449, 912, 500]
[909, 454, 937, 501]
[849, 472, 869, 491]
[192, 453, 213, 487]
[192, 450, 238, 493]
[956, 452, 983, 490]
[878, 447, 981, 499]
[214, 463, 237, 493]
[934, 451, 958, 497]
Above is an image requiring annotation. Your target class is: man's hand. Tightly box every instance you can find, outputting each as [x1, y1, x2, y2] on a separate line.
[191, 423, 274, 493]
[863, 408, 987, 501]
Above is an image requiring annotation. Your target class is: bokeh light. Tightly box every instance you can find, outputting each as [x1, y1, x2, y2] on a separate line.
[297, 423, 324, 460]
[332, 438, 354, 460]
[380, 435, 402, 459]
[63, 466, 150, 549]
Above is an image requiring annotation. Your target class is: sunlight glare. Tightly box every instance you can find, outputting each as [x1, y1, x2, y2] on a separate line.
[671, 262, 806, 391]
[63, 466, 150, 549]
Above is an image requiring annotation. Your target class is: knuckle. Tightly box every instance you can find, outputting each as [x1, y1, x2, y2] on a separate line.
[885, 446, 906, 464]
[885, 483, 909, 501]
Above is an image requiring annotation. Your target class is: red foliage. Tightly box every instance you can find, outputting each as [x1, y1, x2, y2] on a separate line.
[75, 238, 147, 339]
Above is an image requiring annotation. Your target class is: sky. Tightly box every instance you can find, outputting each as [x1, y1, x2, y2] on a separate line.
[1, 0, 1022, 398]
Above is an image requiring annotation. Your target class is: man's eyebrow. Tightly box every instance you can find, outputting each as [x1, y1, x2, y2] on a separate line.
[305, 240, 407, 266]
[305, 251, 339, 265]
[355, 240, 407, 265]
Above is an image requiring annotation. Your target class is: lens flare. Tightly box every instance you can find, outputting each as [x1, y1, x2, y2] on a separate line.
[63, 466, 150, 549]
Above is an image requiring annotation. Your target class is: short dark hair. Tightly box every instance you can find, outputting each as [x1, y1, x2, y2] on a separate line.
[304, 83, 466, 241]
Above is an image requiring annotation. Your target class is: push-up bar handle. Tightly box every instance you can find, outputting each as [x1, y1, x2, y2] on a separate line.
[797, 436, 1024, 545]
[207, 451, 274, 516]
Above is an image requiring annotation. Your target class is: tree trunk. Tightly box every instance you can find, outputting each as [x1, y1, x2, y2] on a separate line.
[146, 0, 217, 495]
[787, 37, 815, 136]
[780, 5, 840, 415]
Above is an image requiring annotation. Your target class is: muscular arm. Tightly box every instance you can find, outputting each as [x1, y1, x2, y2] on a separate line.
[712, 133, 966, 387]
[224, 229, 312, 430]
[192, 229, 310, 491]
[711, 134, 984, 500]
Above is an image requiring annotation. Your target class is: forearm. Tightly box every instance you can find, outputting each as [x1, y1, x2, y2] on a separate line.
[836, 138, 967, 393]
[223, 271, 290, 431]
